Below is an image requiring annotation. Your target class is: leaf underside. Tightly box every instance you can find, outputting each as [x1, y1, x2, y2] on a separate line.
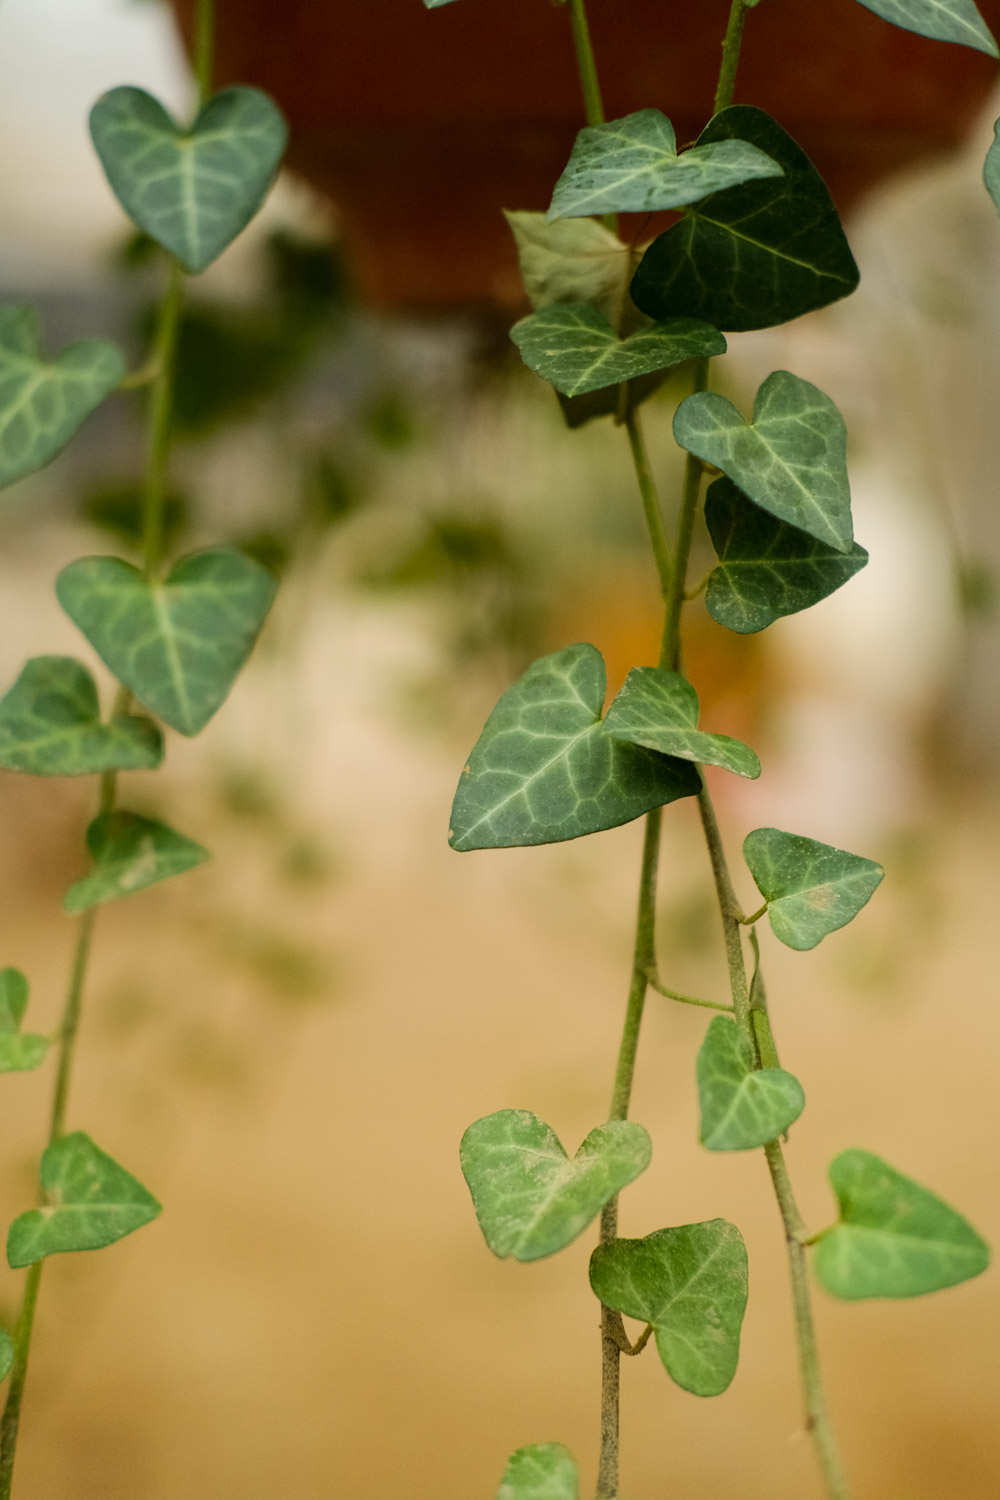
[0, 656, 162, 776]
[697, 1015, 804, 1150]
[743, 827, 883, 950]
[496, 1443, 579, 1500]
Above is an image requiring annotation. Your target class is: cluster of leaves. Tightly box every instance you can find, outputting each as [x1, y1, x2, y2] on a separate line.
[425, 0, 999, 1493]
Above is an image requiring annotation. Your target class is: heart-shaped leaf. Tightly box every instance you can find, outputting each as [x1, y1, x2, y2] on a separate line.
[589, 1220, 748, 1396]
[548, 108, 783, 221]
[497, 1444, 579, 1500]
[0, 969, 48, 1075]
[7, 1132, 161, 1268]
[852, 0, 997, 54]
[0, 656, 162, 776]
[449, 644, 701, 850]
[704, 479, 868, 633]
[89, 86, 288, 273]
[63, 811, 209, 915]
[696, 1016, 804, 1151]
[631, 107, 859, 331]
[0, 306, 123, 489]
[56, 548, 277, 736]
[813, 1149, 990, 1299]
[985, 118, 1000, 213]
[743, 827, 883, 951]
[510, 304, 725, 398]
[460, 1109, 651, 1262]
[674, 371, 852, 552]
[604, 667, 760, 778]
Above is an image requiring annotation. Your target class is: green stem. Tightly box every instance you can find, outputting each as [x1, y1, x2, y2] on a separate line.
[566, 0, 605, 127]
[194, 0, 215, 106]
[660, 360, 709, 670]
[714, 0, 753, 115]
[607, 807, 662, 1125]
[48, 910, 98, 1146]
[625, 407, 672, 601]
[0, 1264, 43, 1500]
[646, 973, 733, 1013]
[142, 258, 184, 581]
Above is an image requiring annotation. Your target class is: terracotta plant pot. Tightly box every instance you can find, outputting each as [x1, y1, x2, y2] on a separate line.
[171, 0, 1000, 306]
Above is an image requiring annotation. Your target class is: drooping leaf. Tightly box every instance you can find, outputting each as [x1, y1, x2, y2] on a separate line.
[0, 306, 123, 489]
[449, 644, 701, 850]
[0, 1331, 12, 1382]
[814, 1149, 990, 1299]
[703, 479, 868, 633]
[89, 86, 287, 273]
[460, 1109, 651, 1262]
[851, 0, 997, 54]
[674, 371, 853, 552]
[63, 811, 209, 915]
[696, 1016, 804, 1151]
[0, 969, 48, 1075]
[631, 107, 859, 331]
[497, 1444, 578, 1500]
[7, 1132, 161, 1268]
[589, 1220, 748, 1395]
[743, 827, 883, 951]
[548, 109, 782, 221]
[56, 549, 277, 737]
[503, 211, 638, 328]
[510, 304, 724, 397]
[0, 657, 162, 776]
[604, 667, 760, 778]
[984, 119, 1000, 212]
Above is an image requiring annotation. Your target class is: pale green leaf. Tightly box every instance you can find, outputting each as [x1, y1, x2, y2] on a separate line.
[852, 0, 997, 54]
[497, 1444, 578, 1500]
[90, 86, 287, 273]
[510, 304, 724, 397]
[0, 656, 162, 776]
[743, 827, 883, 951]
[63, 811, 209, 915]
[984, 119, 1000, 212]
[697, 1016, 804, 1151]
[503, 211, 637, 327]
[56, 549, 277, 737]
[0, 306, 123, 489]
[814, 1149, 990, 1299]
[0, 969, 48, 1075]
[675, 371, 853, 552]
[7, 1132, 161, 1268]
[548, 109, 782, 221]
[0, 1331, 12, 1382]
[449, 644, 700, 850]
[604, 667, 760, 778]
[590, 1220, 748, 1395]
[460, 1109, 651, 1262]
[704, 479, 868, 633]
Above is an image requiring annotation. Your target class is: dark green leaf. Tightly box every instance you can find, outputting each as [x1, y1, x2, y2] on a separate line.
[510, 304, 724, 397]
[449, 644, 700, 850]
[631, 107, 859, 331]
[63, 811, 209, 914]
[7, 1132, 161, 1268]
[814, 1149, 990, 1299]
[548, 109, 782, 220]
[590, 1220, 748, 1395]
[90, 86, 287, 273]
[460, 1109, 651, 1262]
[852, 0, 997, 53]
[0, 969, 48, 1075]
[743, 827, 883, 950]
[497, 1444, 578, 1500]
[696, 1016, 804, 1151]
[674, 371, 852, 552]
[704, 479, 868, 633]
[985, 118, 1000, 212]
[604, 666, 760, 778]
[0, 657, 162, 776]
[0, 306, 123, 489]
[56, 549, 277, 737]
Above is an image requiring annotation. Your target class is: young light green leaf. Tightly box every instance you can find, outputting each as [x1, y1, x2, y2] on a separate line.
[0, 656, 162, 776]
[460, 1109, 652, 1262]
[56, 549, 277, 737]
[63, 811, 209, 915]
[743, 827, 883, 951]
[631, 107, 859, 331]
[0, 306, 123, 489]
[510, 304, 725, 397]
[0, 969, 49, 1075]
[851, 0, 997, 54]
[674, 371, 853, 552]
[503, 211, 637, 327]
[697, 1016, 804, 1151]
[0, 1331, 12, 1382]
[704, 479, 869, 633]
[589, 1220, 748, 1396]
[548, 109, 782, 221]
[497, 1444, 578, 1500]
[449, 644, 700, 850]
[984, 119, 1000, 213]
[604, 667, 760, 778]
[90, 86, 287, 273]
[814, 1149, 990, 1299]
[7, 1132, 161, 1269]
